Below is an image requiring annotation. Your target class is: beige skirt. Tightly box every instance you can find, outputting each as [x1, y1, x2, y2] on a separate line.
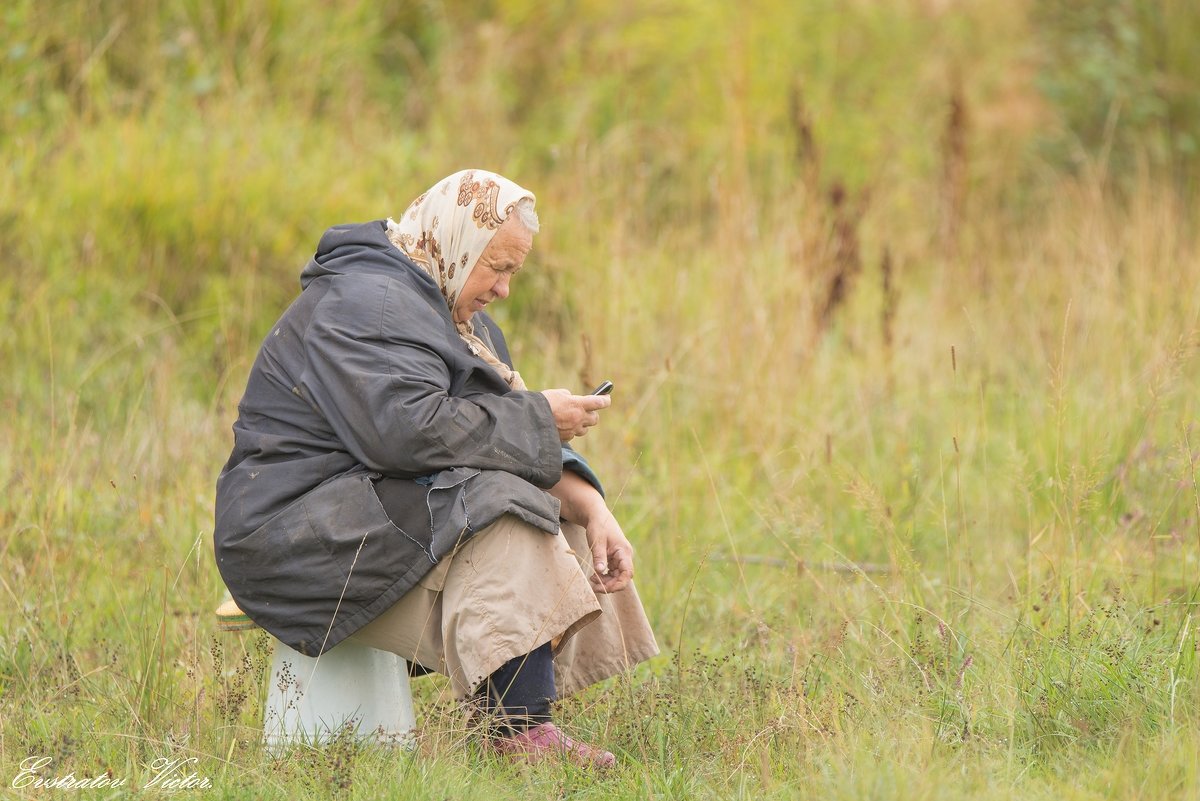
[348, 515, 659, 699]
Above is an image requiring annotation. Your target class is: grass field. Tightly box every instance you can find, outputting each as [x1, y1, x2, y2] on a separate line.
[2, 1, 1199, 798]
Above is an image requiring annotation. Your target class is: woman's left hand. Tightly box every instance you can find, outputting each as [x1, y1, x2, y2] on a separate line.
[548, 469, 635, 593]
[584, 509, 634, 594]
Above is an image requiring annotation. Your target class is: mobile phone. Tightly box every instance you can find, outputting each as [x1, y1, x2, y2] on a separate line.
[591, 380, 614, 396]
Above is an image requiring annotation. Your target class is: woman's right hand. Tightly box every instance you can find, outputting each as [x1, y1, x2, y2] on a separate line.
[540, 389, 611, 442]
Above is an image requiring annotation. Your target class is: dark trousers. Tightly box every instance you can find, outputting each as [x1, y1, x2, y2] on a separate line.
[478, 642, 555, 732]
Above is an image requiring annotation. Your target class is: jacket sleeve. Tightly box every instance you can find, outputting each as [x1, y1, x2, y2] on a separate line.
[476, 312, 606, 497]
[562, 446, 604, 497]
[297, 277, 563, 488]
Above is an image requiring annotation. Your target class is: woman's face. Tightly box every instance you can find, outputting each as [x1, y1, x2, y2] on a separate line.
[452, 216, 533, 323]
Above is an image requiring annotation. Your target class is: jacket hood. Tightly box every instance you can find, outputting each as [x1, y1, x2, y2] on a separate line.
[299, 220, 432, 291]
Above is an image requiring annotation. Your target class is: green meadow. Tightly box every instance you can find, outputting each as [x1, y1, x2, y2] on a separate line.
[3, 1, 1199, 798]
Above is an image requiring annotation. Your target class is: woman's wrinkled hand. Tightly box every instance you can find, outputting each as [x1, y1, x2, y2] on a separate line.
[540, 388, 611, 442]
[585, 509, 634, 593]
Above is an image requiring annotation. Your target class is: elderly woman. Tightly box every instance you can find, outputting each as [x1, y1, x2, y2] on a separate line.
[214, 169, 657, 767]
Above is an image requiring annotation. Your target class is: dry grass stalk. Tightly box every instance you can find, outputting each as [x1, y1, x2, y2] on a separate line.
[789, 81, 869, 343]
[710, 552, 892, 575]
[789, 80, 820, 188]
[578, 332, 595, 391]
[939, 75, 970, 265]
[881, 246, 898, 390]
[815, 181, 867, 336]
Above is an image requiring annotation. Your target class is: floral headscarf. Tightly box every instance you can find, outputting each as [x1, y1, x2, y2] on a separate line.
[386, 169, 535, 389]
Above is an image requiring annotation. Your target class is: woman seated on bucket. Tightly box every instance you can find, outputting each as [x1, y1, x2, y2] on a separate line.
[213, 169, 658, 768]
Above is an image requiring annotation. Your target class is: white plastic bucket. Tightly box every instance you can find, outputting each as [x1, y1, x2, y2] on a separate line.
[264, 638, 416, 750]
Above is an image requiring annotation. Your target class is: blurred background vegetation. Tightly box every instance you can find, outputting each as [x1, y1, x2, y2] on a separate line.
[2, 1, 1200, 798]
[1, 0, 1195, 415]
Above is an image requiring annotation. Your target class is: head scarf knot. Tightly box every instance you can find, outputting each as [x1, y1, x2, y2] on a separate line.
[386, 169, 535, 390]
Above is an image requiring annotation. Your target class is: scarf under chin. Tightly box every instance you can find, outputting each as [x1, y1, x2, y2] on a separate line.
[386, 169, 534, 391]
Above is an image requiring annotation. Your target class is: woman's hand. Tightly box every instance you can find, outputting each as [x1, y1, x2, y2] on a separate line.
[541, 389, 611, 442]
[548, 470, 635, 593]
[583, 508, 635, 594]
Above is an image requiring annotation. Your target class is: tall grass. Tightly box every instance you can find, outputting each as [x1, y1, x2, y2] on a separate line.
[2, 1, 1199, 798]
